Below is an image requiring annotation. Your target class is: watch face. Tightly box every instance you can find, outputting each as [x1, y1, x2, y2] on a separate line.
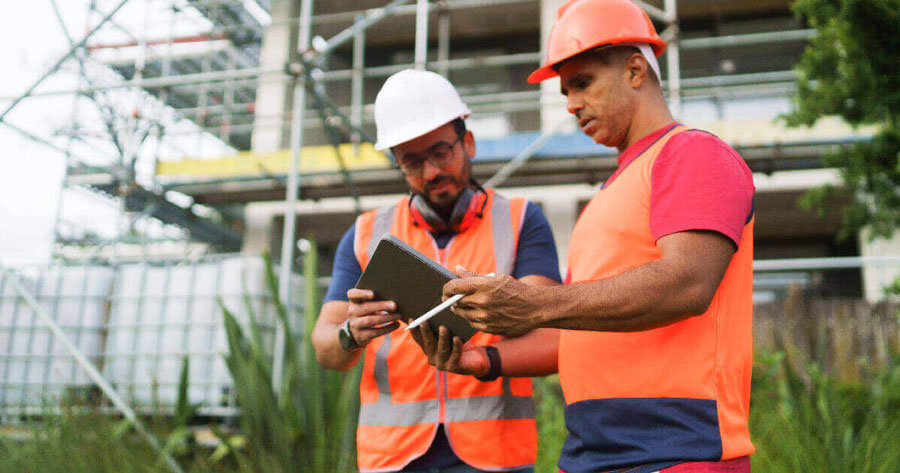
[339, 320, 358, 350]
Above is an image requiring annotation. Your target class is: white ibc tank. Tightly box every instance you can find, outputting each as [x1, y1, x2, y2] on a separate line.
[102, 256, 304, 408]
[0, 265, 114, 408]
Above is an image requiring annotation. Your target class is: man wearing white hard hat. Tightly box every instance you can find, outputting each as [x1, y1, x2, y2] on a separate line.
[416, 0, 756, 472]
[312, 69, 561, 473]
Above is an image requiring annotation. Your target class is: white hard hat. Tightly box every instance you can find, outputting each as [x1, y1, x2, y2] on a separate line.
[373, 69, 472, 151]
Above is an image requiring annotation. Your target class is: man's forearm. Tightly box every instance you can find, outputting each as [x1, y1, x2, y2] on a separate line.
[312, 301, 363, 371]
[533, 234, 733, 332]
[533, 263, 695, 331]
[311, 325, 362, 371]
[493, 328, 559, 377]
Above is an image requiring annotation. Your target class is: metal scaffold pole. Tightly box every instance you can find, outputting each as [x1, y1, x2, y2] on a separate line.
[323, 0, 411, 53]
[274, 0, 314, 393]
[484, 117, 571, 188]
[0, 0, 131, 123]
[663, 0, 681, 117]
[414, 0, 429, 70]
[351, 13, 365, 148]
[633, 0, 669, 23]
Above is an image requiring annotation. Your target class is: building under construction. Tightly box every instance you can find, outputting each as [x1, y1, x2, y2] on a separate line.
[1, 0, 898, 417]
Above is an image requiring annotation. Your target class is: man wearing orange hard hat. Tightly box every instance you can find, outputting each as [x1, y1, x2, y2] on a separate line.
[411, 1, 756, 472]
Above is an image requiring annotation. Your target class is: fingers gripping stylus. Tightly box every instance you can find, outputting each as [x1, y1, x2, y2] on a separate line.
[404, 273, 494, 332]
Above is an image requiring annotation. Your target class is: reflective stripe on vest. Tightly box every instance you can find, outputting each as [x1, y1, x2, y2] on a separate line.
[367, 204, 397, 258]
[353, 189, 536, 472]
[358, 332, 439, 426]
[359, 340, 534, 426]
[490, 194, 515, 276]
[444, 378, 535, 422]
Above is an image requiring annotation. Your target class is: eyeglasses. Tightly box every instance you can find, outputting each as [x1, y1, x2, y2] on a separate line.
[397, 134, 464, 175]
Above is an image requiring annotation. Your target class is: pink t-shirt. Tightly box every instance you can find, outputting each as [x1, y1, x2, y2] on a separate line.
[562, 126, 752, 285]
[606, 123, 755, 247]
[658, 456, 751, 472]
[601, 125, 754, 472]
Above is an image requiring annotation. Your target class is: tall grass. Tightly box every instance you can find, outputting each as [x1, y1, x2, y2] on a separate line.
[750, 349, 900, 472]
[218, 244, 361, 473]
[0, 358, 215, 473]
[0, 410, 168, 473]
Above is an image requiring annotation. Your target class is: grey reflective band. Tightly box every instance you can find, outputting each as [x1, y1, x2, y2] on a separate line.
[490, 194, 515, 276]
[444, 393, 535, 422]
[359, 398, 440, 426]
[359, 332, 441, 426]
[362, 352, 533, 426]
[373, 333, 392, 396]
[361, 392, 533, 425]
[446, 377, 535, 422]
[367, 204, 397, 257]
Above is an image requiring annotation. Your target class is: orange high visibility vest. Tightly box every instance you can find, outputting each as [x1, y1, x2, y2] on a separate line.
[352, 189, 536, 472]
[560, 126, 755, 471]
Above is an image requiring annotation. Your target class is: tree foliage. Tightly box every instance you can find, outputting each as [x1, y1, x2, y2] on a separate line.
[787, 0, 900, 239]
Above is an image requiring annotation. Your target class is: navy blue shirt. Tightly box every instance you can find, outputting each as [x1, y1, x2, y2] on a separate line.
[322, 201, 560, 470]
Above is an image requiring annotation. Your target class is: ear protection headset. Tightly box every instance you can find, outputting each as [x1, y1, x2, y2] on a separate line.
[408, 179, 488, 233]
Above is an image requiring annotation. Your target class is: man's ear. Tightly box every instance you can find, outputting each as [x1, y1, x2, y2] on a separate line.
[463, 130, 476, 158]
[627, 53, 649, 88]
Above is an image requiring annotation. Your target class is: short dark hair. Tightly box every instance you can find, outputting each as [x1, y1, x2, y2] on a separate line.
[451, 117, 467, 137]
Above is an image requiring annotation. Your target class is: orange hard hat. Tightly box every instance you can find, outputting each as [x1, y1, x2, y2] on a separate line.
[528, 0, 666, 84]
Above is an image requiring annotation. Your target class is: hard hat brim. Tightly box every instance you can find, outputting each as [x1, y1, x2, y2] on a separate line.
[527, 64, 558, 84]
[373, 110, 471, 151]
[527, 39, 666, 84]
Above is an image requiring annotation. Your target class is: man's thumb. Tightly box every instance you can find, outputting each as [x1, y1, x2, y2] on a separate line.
[454, 265, 481, 278]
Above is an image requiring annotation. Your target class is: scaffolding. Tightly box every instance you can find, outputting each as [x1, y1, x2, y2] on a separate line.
[4, 0, 877, 440]
[0, 0, 827, 265]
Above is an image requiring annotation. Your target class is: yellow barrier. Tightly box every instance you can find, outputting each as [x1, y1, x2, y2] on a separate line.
[156, 142, 392, 178]
[157, 118, 875, 179]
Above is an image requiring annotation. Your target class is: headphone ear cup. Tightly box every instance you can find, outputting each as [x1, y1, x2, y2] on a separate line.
[410, 194, 445, 231]
[446, 188, 474, 229]
[409, 187, 482, 232]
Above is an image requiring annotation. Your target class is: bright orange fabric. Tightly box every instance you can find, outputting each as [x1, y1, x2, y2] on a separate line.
[353, 189, 535, 472]
[561, 126, 755, 460]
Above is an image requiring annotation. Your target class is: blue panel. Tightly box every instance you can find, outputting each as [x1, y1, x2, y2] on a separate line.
[558, 398, 722, 473]
[470, 128, 871, 165]
[474, 131, 616, 163]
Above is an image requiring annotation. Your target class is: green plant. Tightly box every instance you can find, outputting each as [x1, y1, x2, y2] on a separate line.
[0, 408, 192, 473]
[161, 356, 202, 459]
[786, 0, 900, 240]
[750, 349, 900, 472]
[534, 375, 567, 473]
[218, 243, 361, 473]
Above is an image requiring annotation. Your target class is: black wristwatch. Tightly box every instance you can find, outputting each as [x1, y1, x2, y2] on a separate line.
[338, 319, 362, 351]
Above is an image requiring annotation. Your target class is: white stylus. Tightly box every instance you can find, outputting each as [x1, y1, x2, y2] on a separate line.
[404, 293, 464, 332]
[404, 272, 494, 332]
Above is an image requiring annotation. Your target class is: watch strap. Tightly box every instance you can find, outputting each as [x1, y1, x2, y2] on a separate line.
[475, 345, 502, 382]
[340, 319, 362, 351]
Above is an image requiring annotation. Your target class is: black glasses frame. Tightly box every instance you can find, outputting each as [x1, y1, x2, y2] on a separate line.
[397, 133, 465, 175]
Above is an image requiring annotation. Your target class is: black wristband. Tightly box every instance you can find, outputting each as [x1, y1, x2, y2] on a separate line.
[475, 345, 502, 382]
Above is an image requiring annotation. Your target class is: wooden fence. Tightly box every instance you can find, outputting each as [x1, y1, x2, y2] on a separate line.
[754, 286, 900, 382]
